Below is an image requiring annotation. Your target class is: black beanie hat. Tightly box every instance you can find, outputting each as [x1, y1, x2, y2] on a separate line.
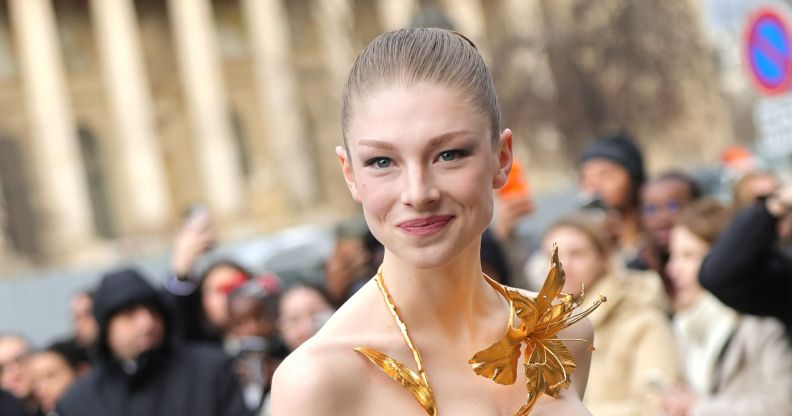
[578, 133, 646, 186]
[93, 268, 163, 326]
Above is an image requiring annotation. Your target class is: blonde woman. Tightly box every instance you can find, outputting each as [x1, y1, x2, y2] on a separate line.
[271, 28, 596, 415]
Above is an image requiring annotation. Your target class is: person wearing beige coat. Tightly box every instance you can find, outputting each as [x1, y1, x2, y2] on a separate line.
[541, 214, 681, 416]
[663, 199, 792, 416]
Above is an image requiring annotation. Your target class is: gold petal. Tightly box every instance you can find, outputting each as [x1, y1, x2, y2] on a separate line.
[355, 347, 437, 415]
[468, 326, 524, 385]
[536, 245, 566, 313]
[539, 339, 575, 397]
[507, 289, 539, 325]
[520, 347, 546, 416]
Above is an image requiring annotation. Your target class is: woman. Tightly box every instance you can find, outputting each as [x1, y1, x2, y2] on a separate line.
[663, 199, 792, 415]
[541, 214, 680, 415]
[277, 281, 336, 353]
[168, 259, 253, 345]
[29, 341, 89, 415]
[271, 28, 596, 415]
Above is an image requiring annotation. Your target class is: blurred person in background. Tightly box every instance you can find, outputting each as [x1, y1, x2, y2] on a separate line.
[490, 158, 535, 283]
[69, 290, 98, 351]
[0, 389, 27, 416]
[480, 228, 513, 285]
[56, 268, 248, 416]
[28, 341, 89, 415]
[630, 172, 702, 299]
[165, 205, 255, 345]
[699, 183, 792, 338]
[663, 198, 792, 415]
[731, 170, 779, 210]
[277, 281, 335, 353]
[323, 230, 384, 306]
[226, 275, 287, 415]
[577, 133, 646, 262]
[540, 214, 679, 415]
[0, 335, 41, 416]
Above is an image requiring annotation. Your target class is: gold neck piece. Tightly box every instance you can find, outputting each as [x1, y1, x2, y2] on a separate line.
[355, 247, 606, 416]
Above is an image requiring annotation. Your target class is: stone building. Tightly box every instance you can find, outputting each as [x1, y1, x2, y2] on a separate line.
[0, 0, 736, 276]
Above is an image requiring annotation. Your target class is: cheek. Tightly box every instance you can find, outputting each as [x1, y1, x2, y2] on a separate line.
[673, 258, 700, 286]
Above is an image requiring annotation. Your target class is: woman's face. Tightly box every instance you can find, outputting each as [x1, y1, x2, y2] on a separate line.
[29, 352, 76, 412]
[542, 226, 607, 297]
[278, 287, 335, 351]
[202, 266, 247, 330]
[579, 159, 633, 211]
[667, 225, 708, 312]
[338, 83, 512, 269]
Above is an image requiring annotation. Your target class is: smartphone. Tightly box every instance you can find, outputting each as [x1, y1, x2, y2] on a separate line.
[183, 203, 209, 229]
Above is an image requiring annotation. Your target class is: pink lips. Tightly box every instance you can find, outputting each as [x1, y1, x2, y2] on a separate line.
[397, 215, 455, 236]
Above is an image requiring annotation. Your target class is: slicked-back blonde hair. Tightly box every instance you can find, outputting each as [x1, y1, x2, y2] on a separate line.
[341, 27, 501, 146]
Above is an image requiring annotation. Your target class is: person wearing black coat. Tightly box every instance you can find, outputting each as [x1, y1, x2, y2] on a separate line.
[698, 188, 792, 337]
[0, 389, 27, 416]
[56, 268, 250, 416]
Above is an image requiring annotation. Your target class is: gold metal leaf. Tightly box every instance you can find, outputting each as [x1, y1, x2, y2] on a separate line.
[355, 347, 438, 416]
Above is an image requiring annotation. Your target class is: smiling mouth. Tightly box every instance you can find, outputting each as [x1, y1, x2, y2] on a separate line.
[397, 215, 455, 236]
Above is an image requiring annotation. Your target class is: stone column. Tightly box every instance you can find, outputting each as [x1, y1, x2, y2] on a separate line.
[167, 0, 243, 216]
[376, 0, 417, 31]
[8, 0, 94, 252]
[439, 0, 489, 53]
[240, 0, 319, 207]
[315, 0, 356, 90]
[89, 0, 171, 231]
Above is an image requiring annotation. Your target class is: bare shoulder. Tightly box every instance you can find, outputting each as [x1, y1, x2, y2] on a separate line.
[271, 281, 387, 416]
[270, 336, 369, 416]
[534, 389, 593, 416]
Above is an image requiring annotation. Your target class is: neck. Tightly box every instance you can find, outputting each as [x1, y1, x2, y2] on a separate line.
[617, 208, 641, 250]
[378, 240, 503, 340]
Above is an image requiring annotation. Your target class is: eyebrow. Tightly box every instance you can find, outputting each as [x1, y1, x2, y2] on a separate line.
[357, 130, 475, 150]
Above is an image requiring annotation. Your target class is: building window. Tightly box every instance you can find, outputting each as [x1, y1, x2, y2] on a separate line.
[0, 137, 40, 256]
[77, 126, 116, 239]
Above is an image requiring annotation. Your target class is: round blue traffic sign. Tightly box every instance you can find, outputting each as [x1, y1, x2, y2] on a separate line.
[746, 9, 792, 95]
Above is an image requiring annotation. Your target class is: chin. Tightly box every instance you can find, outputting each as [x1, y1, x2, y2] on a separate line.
[389, 237, 461, 270]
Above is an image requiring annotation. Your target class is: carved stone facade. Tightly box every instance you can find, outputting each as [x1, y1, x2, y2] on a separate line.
[0, 0, 738, 276]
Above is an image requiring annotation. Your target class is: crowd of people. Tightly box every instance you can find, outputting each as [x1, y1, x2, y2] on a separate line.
[1, 131, 791, 415]
[2, 25, 792, 413]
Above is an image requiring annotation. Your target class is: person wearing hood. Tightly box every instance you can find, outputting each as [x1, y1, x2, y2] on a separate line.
[56, 268, 250, 416]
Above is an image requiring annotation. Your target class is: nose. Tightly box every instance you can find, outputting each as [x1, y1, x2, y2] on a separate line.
[132, 307, 159, 332]
[400, 164, 439, 209]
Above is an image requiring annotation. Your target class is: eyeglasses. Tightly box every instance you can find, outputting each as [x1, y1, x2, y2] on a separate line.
[642, 200, 682, 217]
[278, 309, 334, 330]
[0, 352, 29, 375]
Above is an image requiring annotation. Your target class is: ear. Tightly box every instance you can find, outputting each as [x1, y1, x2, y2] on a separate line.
[492, 129, 514, 189]
[336, 146, 361, 202]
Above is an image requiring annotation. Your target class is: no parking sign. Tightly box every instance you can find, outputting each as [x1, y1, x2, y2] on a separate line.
[745, 8, 792, 96]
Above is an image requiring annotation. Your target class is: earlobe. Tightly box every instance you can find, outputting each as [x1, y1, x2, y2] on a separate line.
[336, 146, 361, 202]
[493, 129, 514, 189]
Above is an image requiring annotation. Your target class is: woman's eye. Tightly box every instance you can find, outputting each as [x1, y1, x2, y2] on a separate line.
[364, 157, 392, 169]
[438, 150, 468, 162]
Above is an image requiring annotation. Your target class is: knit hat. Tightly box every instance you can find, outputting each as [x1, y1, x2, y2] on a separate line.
[578, 133, 646, 185]
[93, 268, 163, 326]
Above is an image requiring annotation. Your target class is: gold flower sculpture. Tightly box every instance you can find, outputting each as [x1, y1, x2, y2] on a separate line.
[469, 245, 607, 415]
